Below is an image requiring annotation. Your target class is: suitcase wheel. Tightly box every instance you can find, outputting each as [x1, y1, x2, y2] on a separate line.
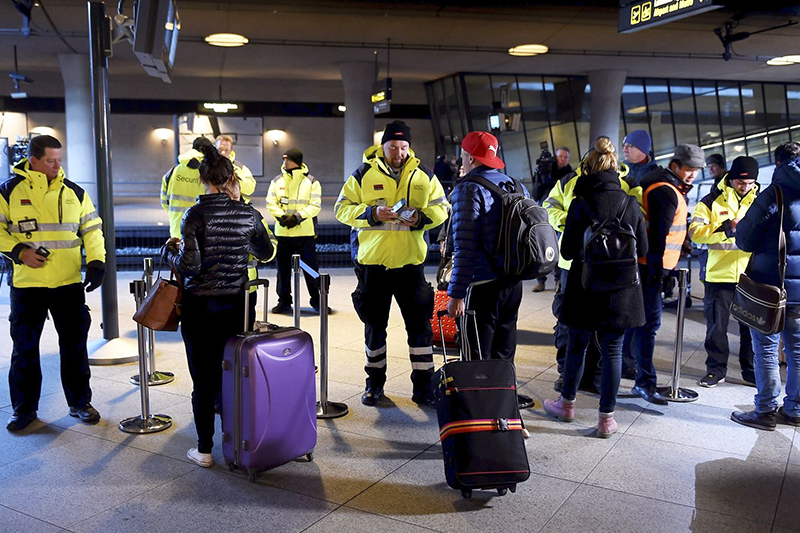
[306, 451, 314, 462]
[497, 488, 508, 496]
[247, 469, 257, 483]
[461, 489, 472, 499]
[226, 461, 236, 472]
[509, 484, 517, 494]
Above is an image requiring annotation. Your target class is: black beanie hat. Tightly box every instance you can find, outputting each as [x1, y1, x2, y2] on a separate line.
[283, 148, 303, 166]
[706, 153, 726, 168]
[728, 156, 759, 181]
[381, 120, 412, 145]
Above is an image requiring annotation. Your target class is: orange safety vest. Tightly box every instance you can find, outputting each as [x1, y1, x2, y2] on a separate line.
[639, 181, 688, 270]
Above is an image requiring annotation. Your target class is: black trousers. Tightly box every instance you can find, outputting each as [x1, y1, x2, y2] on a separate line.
[461, 279, 522, 362]
[8, 283, 92, 415]
[352, 264, 434, 392]
[180, 292, 245, 453]
[703, 282, 755, 380]
[275, 236, 320, 307]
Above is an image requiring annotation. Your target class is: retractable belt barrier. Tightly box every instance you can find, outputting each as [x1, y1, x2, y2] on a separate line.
[119, 278, 173, 434]
[130, 258, 175, 387]
[292, 254, 349, 419]
[657, 268, 699, 403]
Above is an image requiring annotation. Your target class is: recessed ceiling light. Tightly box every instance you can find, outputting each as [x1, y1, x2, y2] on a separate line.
[204, 33, 249, 47]
[781, 55, 800, 63]
[766, 55, 798, 66]
[508, 44, 549, 57]
[338, 105, 346, 112]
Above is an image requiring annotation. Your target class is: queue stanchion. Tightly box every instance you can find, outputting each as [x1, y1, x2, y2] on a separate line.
[292, 253, 301, 328]
[657, 268, 699, 403]
[315, 273, 348, 419]
[120, 279, 173, 434]
[131, 258, 174, 386]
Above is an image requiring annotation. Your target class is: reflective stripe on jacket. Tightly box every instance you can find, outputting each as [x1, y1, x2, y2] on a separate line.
[0, 160, 105, 288]
[266, 163, 321, 237]
[334, 145, 449, 268]
[640, 181, 687, 270]
[689, 179, 758, 283]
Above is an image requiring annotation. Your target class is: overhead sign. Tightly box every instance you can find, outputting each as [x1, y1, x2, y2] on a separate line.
[372, 78, 392, 116]
[619, 0, 722, 34]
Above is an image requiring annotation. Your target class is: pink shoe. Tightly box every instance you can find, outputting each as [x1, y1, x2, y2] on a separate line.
[597, 412, 617, 438]
[543, 397, 575, 422]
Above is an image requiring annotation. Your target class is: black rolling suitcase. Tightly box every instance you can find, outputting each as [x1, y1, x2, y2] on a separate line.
[433, 309, 530, 499]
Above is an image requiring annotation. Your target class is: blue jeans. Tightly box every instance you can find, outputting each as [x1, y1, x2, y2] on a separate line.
[631, 275, 662, 390]
[749, 305, 800, 417]
[561, 327, 624, 413]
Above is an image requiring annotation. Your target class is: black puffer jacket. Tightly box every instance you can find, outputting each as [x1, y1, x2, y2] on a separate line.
[559, 170, 648, 331]
[166, 193, 275, 296]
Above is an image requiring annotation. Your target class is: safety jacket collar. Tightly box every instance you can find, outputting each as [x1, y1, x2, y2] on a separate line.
[177, 148, 204, 166]
[720, 177, 759, 205]
[643, 167, 693, 196]
[362, 145, 420, 179]
[281, 163, 310, 180]
[13, 159, 66, 190]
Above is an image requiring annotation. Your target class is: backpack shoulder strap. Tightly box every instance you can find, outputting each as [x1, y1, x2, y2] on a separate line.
[462, 174, 505, 198]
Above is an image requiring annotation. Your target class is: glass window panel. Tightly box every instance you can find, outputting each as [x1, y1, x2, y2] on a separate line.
[463, 74, 492, 133]
[764, 83, 790, 164]
[741, 83, 767, 162]
[518, 76, 562, 175]
[621, 79, 649, 147]
[432, 81, 451, 144]
[645, 79, 675, 158]
[746, 135, 772, 167]
[669, 80, 699, 147]
[693, 81, 725, 177]
[567, 77, 590, 156]
[490, 74, 531, 180]
[442, 77, 461, 146]
[787, 84, 800, 142]
[718, 82, 744, 159]
[499, 131, 532, 186]
[452, 76, 469, 143]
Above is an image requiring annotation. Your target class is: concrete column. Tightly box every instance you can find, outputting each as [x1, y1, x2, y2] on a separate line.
[588, 70, 627, 150]
[340, 62, 374, 181]
[58, 54, 98, 200]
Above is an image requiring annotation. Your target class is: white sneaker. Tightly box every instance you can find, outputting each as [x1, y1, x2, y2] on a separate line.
[187, 448, 213, 467]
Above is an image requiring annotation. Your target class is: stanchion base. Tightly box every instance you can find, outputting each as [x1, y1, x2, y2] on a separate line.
[130, 371, 176, 386]
[87, 338, 138, 366]
[656, 386, 699, 403]
[316, 401, 349, 419]
[118, 414, 173, 434]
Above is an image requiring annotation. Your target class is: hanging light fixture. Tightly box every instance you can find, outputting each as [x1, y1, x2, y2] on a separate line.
[204, 33, 249, 47]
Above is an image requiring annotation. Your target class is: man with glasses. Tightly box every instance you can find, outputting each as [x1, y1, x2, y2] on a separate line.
[689, 156, 759, 388]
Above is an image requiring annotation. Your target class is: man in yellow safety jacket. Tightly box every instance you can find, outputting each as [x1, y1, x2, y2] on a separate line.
[160, 136, 256, 238]
[689, 156, 759, 388]
[335, 120, 449, 407]
[0, 135, 106, 431]
[266, 148, 323, 314]
[631, 143, 704, 405]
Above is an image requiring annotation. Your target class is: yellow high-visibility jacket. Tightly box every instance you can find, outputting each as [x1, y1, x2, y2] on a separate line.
[544, 162, 631, 270]
[266, 163, 321, 237]
[160, 149, 257, 238]
[0, 160, 105, 288]
[689, 179, 759, 283]
[335, 146, 449, 268]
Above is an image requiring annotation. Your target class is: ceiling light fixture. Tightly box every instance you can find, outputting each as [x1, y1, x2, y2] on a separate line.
[204, 33, 249, 47]
[766, 57, 795, 66]
[202, 102, 239, 113]
[338, 105, 346, 112]
[508, 44, 549, 57]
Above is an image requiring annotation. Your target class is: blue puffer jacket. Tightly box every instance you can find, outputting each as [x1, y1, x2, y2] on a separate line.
[624, 159, 659, 188]
[736, 157, 800, 304]
[447, 166, 523, 299]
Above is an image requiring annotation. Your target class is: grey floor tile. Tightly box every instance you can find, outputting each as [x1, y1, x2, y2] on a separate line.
[0, 360, 69, 411]
[0, 419, 90, 468]
[0, 505, 65, 533]
[0, 435, 196, 528]
[71, 467, 338, 533]
[585, 435, 785, 523]
[774, 464, 800, 530]
[347, 450, 579, 533]
[539, 484, 772, 533]
[304, 506, 437, 533]
[253, 426, 428, 504]
[626, 401, 796, 464]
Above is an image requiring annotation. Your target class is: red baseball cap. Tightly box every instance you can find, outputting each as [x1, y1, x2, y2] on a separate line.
[461, 131, 504, 169]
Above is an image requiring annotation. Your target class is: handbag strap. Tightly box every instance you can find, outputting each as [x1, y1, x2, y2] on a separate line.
[776, 185, 787, 289]
[157, 243, 184, 288]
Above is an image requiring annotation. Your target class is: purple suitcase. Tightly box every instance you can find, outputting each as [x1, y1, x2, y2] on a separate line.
[222, 280, 317, 481]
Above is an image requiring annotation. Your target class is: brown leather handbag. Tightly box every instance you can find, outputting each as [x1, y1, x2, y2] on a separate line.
[731, 185, 787, 335]
[133, 261, 183, 331]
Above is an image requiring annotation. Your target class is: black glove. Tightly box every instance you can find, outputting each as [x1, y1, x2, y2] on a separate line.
[662, 271, 676, 297]
[284, 214, 300, 229]
[83, 260, 105, 292]
[277, 215, 289, 227]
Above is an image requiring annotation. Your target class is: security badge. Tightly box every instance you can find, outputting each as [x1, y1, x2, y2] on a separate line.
[19, 218, 38, 238]
[280, 198, 289, 205]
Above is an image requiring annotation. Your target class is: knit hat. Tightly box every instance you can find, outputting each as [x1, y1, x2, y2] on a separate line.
[283, 148, 303, 166]
[674, 144, 705, 168]
[706, 153, 726, 168]
[623, 129, 652, 155]
[461, 131, 504, 169]
[381, 120, 412, 145]
[728, 156, 759, 181]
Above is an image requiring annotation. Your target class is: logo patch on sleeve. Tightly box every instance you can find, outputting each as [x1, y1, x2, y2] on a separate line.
[20, 199, 31, 206]
[374, 184, 384, 191]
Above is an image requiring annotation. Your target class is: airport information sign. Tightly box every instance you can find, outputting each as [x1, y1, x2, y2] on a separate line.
[619, 0, 722, 33]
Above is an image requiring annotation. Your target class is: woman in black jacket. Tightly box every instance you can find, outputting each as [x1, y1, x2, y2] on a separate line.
[164, 143, 275, 467]
[544, 137, 648, 438]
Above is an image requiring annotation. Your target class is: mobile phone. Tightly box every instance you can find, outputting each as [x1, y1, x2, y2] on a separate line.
[391, 199, 407, 213]
[35, 246, 50, 258]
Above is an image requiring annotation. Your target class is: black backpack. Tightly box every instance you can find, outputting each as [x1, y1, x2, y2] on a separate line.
[463, 175, 559, 282]
[581, 199, 639, 292]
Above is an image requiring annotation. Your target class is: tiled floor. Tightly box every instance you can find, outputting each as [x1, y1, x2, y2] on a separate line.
[0, 269, 797, 533]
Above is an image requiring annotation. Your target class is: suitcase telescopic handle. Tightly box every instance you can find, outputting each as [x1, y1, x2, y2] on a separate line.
[243, 279, 270, 332]
[436, 309, 449, 364]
